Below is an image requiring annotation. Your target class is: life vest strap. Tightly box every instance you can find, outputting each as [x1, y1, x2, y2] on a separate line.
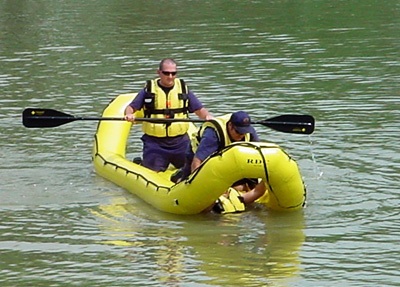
[213, 188, 246, 214]
[143, 79, 189, 118]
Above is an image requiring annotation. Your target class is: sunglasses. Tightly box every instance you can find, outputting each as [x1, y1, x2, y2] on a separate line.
[161, 71, 177, 76]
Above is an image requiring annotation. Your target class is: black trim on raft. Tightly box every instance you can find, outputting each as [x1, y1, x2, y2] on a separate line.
[302, 187, 307, 207]
[254, 145, 306, 210]
[185, 142, 266, 184]
[185, 142, 306, 210]
[93, 134, 173, 193]
[93, 132, 306, 210]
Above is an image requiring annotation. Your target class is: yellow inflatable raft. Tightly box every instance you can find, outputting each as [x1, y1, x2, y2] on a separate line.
[92, 94, 306, 215]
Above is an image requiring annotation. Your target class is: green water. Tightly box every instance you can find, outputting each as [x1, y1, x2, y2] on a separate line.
[1, 1, 399, 286]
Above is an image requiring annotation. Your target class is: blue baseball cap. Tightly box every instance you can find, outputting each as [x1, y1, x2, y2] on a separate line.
[229, 111, 254, 134]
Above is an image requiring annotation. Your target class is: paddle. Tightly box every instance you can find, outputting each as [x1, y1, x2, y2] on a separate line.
[22, 108, 315, 134]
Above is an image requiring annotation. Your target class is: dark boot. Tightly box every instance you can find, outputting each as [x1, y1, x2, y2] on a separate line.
[170, 169, 183, 183]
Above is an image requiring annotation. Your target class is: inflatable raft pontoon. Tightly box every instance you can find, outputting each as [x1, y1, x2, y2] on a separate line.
[92, 94, 306, 215]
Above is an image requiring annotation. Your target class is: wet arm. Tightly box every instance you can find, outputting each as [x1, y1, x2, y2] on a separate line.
[241, 181, 266, 204]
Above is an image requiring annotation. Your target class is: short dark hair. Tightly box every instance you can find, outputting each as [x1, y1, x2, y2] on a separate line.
[159, 58, 177, 70]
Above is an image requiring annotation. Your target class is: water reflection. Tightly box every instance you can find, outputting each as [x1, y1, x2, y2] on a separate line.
[91, 198, 305, 286]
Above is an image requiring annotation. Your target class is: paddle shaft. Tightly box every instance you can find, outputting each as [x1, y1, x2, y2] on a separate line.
[22, 108, 315, 134]
[25, 116, 311, 126]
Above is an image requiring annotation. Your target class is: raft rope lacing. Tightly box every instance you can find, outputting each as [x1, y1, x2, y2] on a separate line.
[93, 134, 171, 193]
[186, 142, 306, 209]
[94, 136, 305, 209]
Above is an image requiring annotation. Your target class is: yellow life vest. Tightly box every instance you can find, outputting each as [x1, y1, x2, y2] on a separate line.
[142, 78, 189, 137]
[213, 188, 246, 214]
[191, 114, 251, 152]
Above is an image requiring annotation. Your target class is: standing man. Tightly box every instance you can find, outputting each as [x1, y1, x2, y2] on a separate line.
[125, 58, 212, 172]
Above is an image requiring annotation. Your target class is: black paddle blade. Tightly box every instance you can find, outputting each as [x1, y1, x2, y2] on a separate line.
[256, 114, 315, 134]
[22, 107, 316, 134]
[22, 108, 76, 128]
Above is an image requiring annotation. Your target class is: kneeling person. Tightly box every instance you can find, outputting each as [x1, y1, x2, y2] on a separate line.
[173, 111, 266, 211]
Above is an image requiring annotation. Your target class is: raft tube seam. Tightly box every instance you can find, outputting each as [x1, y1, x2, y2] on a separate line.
[93, 135, 172, 193]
